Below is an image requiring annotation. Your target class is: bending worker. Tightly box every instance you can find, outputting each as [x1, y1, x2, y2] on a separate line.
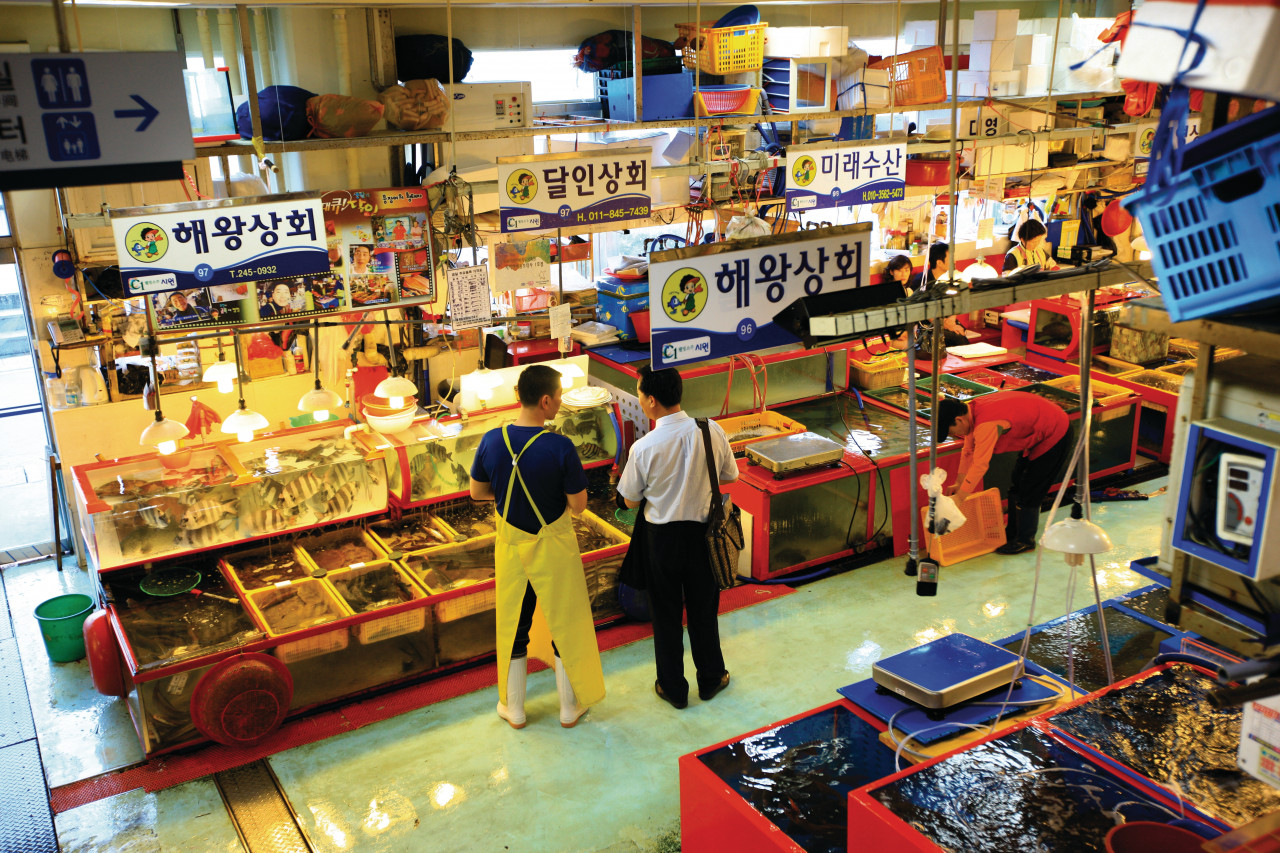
[933, 390, 1072, 555]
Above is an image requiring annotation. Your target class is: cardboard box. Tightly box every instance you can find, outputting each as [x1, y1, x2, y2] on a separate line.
[969, 40, 1016, 72]
[763, 26, 848, 57]
[973, 10, 1020, 42]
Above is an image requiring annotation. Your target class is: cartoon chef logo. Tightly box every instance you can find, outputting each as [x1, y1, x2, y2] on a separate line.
[662, 268, 707, 323]
[505, 169, 538, 205]
[125, 222, 168, 263]
[1137, 127, 1157, 157]
[792, 155, 817, 188]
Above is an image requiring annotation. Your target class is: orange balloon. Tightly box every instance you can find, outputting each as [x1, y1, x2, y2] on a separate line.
[1101, 199, 1133, 237]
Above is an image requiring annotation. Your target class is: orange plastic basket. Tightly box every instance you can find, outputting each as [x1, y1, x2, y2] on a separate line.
[920, 488, 1006, 566]
[716, 410, 807, 452]
[676, 21, 767, 74]
[869, 46, 947, 107]
[694, 87, 761, 116]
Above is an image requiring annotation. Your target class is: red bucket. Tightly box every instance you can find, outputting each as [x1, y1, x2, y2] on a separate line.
[1105, 822, 1209, 853]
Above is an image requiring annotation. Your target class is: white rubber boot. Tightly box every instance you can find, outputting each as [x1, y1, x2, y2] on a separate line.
[554, 656, 588, 728]
[497, 657, 527, 729]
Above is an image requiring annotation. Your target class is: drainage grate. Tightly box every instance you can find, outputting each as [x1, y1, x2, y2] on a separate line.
[214, 761, 312, 853]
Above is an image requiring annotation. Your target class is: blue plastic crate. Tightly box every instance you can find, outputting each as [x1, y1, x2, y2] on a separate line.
[1124, 104, 1280, 322]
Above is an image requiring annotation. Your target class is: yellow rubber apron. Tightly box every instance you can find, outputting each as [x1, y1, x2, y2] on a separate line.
[495, 427, 605, 708]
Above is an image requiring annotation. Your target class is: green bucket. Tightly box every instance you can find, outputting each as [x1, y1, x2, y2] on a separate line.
[34, 593, 95, 663]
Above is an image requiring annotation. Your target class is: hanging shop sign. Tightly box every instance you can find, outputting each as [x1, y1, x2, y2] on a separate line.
[649, 223, 871, 369]
[785, 142, 905, 212]
[112, 193, 328, 299]
[124, 187, 442, 332]
[497, 148, 651, 233]
[0, 52, 193, 191]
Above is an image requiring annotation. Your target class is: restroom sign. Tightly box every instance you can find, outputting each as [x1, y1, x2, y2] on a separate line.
[0, 52, 193, 191]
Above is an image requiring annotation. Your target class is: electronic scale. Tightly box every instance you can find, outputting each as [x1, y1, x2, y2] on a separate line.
[744, 432, 844, 476]
[872, 633, 1021, 710]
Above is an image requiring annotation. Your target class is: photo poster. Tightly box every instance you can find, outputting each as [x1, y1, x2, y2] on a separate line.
[319, 187, 437, 310]
[489, 236, 553, 294]
[151, 285, 248, 329]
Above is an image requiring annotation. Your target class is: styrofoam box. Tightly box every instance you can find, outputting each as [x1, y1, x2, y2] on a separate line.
[837, 67, 890, 109]
[973, 10, 1020, 42]
[969, 39, 1016, 72]
[1013, 34, 1051, 67]
[1022, 65, 1049, 95]
[1103, 134, 1133, 161]
[955, 70, 990, 98]
[903, 18, 974, 47]
[990, 70, 1022, 97]
[763, 26, 849, 57]
[1115, 1, 1280, 101]
[1069, 16, 1115, 52]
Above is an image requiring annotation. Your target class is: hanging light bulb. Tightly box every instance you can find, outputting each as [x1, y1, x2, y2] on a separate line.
[140, 411, 189, 455]
[1041, 502, 1113, 566]
[202, 359, 237, 394]
[297, 319, 343, 422]
[222, 401, 269, 443]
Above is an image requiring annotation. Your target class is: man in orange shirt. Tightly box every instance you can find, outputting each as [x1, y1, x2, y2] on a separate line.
[934, 391, 1072, 555]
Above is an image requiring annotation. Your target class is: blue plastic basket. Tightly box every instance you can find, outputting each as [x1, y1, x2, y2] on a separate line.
[1124, 104, 1280, 323]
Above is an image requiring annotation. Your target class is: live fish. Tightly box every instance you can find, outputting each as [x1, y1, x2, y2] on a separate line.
[180, 499, 230, 530]
[281, 472, 326, 508]
[137, 504, 172, 529]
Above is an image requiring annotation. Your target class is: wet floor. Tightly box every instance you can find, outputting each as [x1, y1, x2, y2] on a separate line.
[8, 478, 1170, 852]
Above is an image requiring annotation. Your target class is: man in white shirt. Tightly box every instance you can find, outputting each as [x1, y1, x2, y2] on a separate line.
[619, 366, 738, 709]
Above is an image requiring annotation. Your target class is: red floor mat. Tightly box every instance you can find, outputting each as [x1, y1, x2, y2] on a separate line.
[50, 581, 795, 814]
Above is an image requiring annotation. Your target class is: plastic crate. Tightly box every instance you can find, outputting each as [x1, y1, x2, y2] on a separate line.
[715, 410, 807, 452]
[295, 528, 390, 576]
[274, 629, 349, 664]
[1123, 105, 1280, 322]
[676, 21, 768, 74]
[1076, 354, 1142, 378]
[327, 562, 427, 645]
[913, 374, 998, 401]
[434, 584, 497, 623]
[850, 353, 908, 390]
[245, 577, 350, 663]
[869, 46, 947, 106]
[575, 510, 630, 561]
[921, 488, 1006, 566]
[694, 86, 761, 116]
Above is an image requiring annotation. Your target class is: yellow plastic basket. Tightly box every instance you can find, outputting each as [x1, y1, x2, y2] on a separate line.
[850, 354, 908, 390]
[1044, 375, 1133, 408]
[575, 510, 630, 560]
[677, 21, 767, 74]
[920, 488, 1006, 566]
[246, 577, 351, 663]
[327, 562, 428, 645]
[716, 411, 807, 452]
[433, 584, 497, 623]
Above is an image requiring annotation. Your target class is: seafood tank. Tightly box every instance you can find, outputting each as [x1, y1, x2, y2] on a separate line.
[698, 703, 899, 853]
[72, 426, 386, 570]
[379, 400, 619, 506]
[764, 470, 881, 571]
[985, 362, 1061, 384]
[775, 395, 934, 460]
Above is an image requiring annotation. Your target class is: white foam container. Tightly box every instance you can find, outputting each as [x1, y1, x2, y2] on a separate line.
[763, 26, 849, 57]
[973, 9, 1020, 42]
[969, 39, 1017, 72]
[1115, 0, 1280, 100]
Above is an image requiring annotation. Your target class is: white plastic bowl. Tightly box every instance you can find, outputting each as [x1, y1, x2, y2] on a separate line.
[363, 408, 417, 435]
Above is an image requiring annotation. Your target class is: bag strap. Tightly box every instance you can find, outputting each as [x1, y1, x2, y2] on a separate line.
[696, 418, 724, 520]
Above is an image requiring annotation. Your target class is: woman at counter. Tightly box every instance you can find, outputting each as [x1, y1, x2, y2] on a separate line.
[883, 255, 915, 351]
[1004, 220, 1060, 272]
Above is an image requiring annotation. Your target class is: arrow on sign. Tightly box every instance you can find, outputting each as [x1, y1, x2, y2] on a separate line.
[113, 95, 159, 132]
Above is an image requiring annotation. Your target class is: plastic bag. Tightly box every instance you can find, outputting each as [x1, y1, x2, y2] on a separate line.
[395, 34, 472, 83]
[236, 85, 317, 141]
[306, 94, 384, 139]
[724, 215, 772, 241]
[919, 468, 967, 535]
[379, 79, 450, 130]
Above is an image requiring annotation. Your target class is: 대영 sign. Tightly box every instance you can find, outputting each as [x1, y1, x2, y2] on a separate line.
[649, 224, 871, 369]
[112, 193, 328, 295]
[785, 142, 905, 212]
[498, 148, 651, 233]
[0, 52, 194, 191]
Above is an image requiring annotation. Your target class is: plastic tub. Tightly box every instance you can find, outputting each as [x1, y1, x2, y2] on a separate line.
[34, 593, 95, 662]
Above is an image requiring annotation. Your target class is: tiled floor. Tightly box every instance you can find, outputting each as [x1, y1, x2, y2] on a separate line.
[6, 481, 1168, 852]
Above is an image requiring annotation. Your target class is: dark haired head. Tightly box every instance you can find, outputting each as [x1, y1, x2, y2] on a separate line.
[638, 365, 682, 409]
[933, 397, 968, 445]
[1016, 219, 1048, 244]
[928, 242, 949, 272]
[516, 364, 560, 407]
[141, 228, 160, 240]
[885, 254, 913, 278]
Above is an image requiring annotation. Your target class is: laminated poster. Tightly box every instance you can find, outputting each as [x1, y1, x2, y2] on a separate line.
[489, 237, 552, 294]
[447, 264, 493, 329]
[320, 187, 436, 309]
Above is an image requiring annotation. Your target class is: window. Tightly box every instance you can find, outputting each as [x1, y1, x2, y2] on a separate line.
[467, 49, 595, 103]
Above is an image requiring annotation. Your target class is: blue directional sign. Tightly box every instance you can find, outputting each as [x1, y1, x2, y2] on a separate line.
[0, 52, 193, 191]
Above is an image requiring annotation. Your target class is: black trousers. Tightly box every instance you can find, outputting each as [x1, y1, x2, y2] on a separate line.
[645, 520, 726, 703]
[511, 582, 558, 659]
[1006, 430, 1073, 546]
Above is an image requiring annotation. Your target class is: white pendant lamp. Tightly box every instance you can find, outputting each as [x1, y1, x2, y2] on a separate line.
[374, 374, 418, 409]
[220, 334, 269, 442]
[297, 319, 343, 422]
[551, 361, 585, 389]
[141, 411, 189, 456]
[1041, 503, 1113, 567]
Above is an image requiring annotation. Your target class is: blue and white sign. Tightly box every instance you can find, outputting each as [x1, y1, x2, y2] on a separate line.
[0, 52, 194, 191]
[111, 193, 329, 295]
[785, 142, 906, 212]
[497, 148, 651, 233]
[649, 224, 871, 369]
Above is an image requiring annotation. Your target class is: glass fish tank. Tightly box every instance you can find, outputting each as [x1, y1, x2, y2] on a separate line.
[295, 529, 386, 573]
[71, 423, 386, 570]
[1129, 369, 1185, 394]
[765, 470, 880, 572]
[374, 400, 619, 507]
[585, 467, 632, 536]
[775, 394, 934, 461]
[221, 542, 317, 591]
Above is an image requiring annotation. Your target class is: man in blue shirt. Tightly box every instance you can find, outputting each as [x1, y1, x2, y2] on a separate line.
[470, 365, 605, 729]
